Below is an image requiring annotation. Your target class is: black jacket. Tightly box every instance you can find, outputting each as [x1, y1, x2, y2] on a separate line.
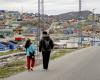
[39, 36, 54, 52]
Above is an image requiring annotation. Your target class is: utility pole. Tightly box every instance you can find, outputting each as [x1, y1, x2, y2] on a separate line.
[38, 0, 45, 31]
[79, 0, 82, 47]
[37, 0, 44, 56]
[92, 9, 95, 46]
[37, 0, 41, 56]
[41, 0, 45, 30]
[38, 0, 41, 29]
[79, 0, 82, 12]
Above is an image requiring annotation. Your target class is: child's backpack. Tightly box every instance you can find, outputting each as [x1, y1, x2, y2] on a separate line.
[29, 44, 35, 56]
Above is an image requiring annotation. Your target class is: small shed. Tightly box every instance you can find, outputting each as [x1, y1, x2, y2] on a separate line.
[8, 40, 18, 50]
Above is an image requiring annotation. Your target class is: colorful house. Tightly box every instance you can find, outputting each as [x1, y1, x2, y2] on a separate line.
[8, 41, 18, 50]
[0, 42, 9, 51]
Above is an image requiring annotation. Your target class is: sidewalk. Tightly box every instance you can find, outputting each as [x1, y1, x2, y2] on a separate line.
[4, 47, 94, 80]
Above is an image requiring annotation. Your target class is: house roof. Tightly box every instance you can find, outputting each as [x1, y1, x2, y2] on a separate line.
[9, 40, 17, 44]
[0, 42, 9, 46]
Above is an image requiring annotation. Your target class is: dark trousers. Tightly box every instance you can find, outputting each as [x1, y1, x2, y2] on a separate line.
[42, 51, 51, 69]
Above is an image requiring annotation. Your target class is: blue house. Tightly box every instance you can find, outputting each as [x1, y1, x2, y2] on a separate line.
[0, 42, 9, 51]
[0, 41, 18, 51]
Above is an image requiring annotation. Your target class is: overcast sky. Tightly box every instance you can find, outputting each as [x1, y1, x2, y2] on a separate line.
[0, 0, 99, 15]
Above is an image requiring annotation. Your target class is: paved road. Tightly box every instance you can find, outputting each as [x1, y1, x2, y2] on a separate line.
[5, 47, 100, 80]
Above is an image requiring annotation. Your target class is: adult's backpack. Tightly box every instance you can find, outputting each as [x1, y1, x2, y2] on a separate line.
[42, 40, 51, 51]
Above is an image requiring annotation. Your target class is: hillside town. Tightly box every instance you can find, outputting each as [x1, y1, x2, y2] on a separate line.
[0, 0, 100, 79]
[0, 10, 100, 76]
[0, 10, 100, 52]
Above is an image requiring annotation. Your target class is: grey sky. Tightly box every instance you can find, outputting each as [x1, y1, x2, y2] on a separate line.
[0, 0, 99, 15]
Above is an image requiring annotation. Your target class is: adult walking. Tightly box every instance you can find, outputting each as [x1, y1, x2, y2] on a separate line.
[25, 39, 36, 71]
[39, 31, 54, 70]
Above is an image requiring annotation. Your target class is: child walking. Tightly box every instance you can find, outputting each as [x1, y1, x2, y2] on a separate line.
[25, 39, 36, 71]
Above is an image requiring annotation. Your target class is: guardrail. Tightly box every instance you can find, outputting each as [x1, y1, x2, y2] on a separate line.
[0, 52, 25, 60]
[0, 50, 56, 60]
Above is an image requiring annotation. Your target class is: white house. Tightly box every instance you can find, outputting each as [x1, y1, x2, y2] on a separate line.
[54, 39, 79, 49]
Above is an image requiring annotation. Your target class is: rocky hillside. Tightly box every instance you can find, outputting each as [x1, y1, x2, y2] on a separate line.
[53, 11, 93, 20]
